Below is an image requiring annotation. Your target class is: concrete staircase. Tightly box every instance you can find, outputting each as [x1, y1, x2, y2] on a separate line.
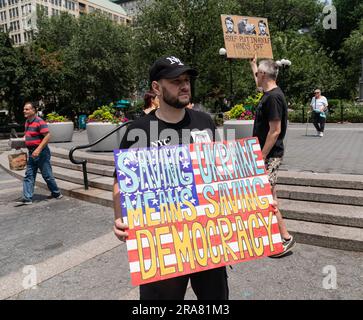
[0, 140, 11, 153]
[0, 146, 362, 252]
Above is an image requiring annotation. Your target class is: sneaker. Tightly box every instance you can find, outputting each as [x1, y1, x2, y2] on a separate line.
[319, 132, 324, 137]
[269, 235, 296, 258]
[316, 131, 320, 136]
[53, 193, 63, 200]
[15, 198, 32, 205]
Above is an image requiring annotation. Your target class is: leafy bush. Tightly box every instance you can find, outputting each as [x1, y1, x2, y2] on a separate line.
[46, 112, 69, 123]
[224, 92, 262, 120]
[87, 103, 128, 124]
[288, 103, 363, 123]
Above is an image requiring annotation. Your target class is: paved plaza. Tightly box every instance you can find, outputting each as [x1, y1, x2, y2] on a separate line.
[0, 122, 362, 300]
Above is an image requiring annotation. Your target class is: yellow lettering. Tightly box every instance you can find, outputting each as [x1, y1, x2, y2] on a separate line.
[136, 229, 156, 280]
[171, 224, 196, 272]
[257, 211, 275, 253]
[127, 207, 144, 229]
[234, 216, 254, 258]
[155, 226, 175, 276]
[248, 214, 264, 257]
[217, 218, 238, 262]
[192, 222, 208, 267]
[206, 220, 221, 264]
[181, 199, 197, 221]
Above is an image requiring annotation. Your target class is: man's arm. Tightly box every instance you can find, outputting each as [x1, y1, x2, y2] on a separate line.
[261, 120, 281, 160]
[113, 177, 128, 242]
[32, 132, 50, 157]
[249, 54, 259, 88]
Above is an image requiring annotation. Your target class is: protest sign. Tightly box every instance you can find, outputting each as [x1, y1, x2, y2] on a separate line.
[114, 138, 283, 286]
[221, 15, 273, 59]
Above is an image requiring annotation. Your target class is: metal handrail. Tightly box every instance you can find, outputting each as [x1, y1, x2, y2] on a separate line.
[68, 121, 132, 190]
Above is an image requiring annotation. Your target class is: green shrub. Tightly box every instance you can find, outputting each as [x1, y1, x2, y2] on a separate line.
[87, 103, 128, 124]
[46, 112, 69, 123]
[288, 103, 363, 123]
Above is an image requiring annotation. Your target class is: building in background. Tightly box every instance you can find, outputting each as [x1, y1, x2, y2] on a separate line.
[110, 0, 151, 17]
[0, 0, 131, 45]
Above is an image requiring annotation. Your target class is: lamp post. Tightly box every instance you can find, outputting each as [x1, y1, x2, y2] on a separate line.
[276, 59, 292, 94]
[219, 48, 234, 107]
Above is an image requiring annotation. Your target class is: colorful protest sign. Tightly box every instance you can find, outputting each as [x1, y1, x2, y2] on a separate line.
[114, 138, 283, 286]
[221, 15, 273, 59]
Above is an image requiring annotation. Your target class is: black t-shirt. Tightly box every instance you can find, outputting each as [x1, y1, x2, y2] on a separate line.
[113, 109, 216, 178]
[252, 87, 287, 158]
[119, 108, 216, 150]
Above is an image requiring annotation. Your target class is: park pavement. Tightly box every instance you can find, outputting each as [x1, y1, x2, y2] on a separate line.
[0, 122, 362, 300]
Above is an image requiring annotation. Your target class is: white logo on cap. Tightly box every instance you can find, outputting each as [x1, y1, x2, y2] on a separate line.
[166, 56, 184, 66]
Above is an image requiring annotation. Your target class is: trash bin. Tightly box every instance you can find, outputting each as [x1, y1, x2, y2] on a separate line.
[79, 115, 87, 130]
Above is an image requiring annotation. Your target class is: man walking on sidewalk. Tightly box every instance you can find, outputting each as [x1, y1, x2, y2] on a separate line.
[250, 57, 296, 257]
[16, 102, 62, 205]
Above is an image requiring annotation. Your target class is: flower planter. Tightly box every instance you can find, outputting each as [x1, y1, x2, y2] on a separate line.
[47, 122, 74, 142]
[223, 120, 254, 141]
[86, 122, 127, 152]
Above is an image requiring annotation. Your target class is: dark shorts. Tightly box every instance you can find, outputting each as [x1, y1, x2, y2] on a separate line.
[265, 157, 282, 187]
[139, 267, 229, 300]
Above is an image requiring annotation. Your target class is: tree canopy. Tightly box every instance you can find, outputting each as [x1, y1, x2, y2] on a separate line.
[0, 0, 362, 118]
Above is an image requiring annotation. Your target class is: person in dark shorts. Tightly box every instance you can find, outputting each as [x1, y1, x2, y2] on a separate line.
[112, 56, 229, 300]
[250, 57, 296, 257]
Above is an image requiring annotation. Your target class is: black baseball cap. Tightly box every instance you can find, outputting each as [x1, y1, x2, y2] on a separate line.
[149, 56, 198, 82]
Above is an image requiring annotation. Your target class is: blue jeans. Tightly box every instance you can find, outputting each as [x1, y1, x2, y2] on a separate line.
[23, 146, 60, 201]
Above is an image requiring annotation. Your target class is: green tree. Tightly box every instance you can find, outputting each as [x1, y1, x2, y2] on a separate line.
[340, 20, 363, 99]
[64, 13, 134, 112]
[133, 0, 243, 106]
[316, 0, 363, 53]
[273, 31, 342, 103]
[238, 0, 322, 32]
[0, 32, 26, 121]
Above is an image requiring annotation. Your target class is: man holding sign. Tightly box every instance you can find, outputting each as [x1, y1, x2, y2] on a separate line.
[113, 56, 229, 300]
[113, 56, 282, 300]
[250, 57, 296, 257]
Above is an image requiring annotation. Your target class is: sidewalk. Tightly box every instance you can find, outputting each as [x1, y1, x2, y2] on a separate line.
[51, 123, 363, 175]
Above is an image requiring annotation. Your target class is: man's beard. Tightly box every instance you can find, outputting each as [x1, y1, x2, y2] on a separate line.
[162, 87, 190, 109]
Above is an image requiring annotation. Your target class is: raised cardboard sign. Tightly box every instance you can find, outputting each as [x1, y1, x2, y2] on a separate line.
[221, 15, 273, 59]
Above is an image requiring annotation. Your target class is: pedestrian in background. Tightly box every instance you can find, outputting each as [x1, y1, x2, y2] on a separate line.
[15, 102, 63, 205]
[310, 89, 328, 137]
[142, 90, 159, 115]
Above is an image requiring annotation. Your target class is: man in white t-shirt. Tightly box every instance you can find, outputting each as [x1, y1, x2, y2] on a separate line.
[310, 89, 328, 137]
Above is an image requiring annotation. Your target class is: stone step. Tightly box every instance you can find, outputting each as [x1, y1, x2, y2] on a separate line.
[279, 199, 363, 228]
[51, 157, 115, 177]
[277, 184, 363, 206]
[0, 140, 11, 152]
[286, 219, 363, 252]
[50, 146, 114, 166]
[278, 171, 363, 191]
[52, 166, 113, 191]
